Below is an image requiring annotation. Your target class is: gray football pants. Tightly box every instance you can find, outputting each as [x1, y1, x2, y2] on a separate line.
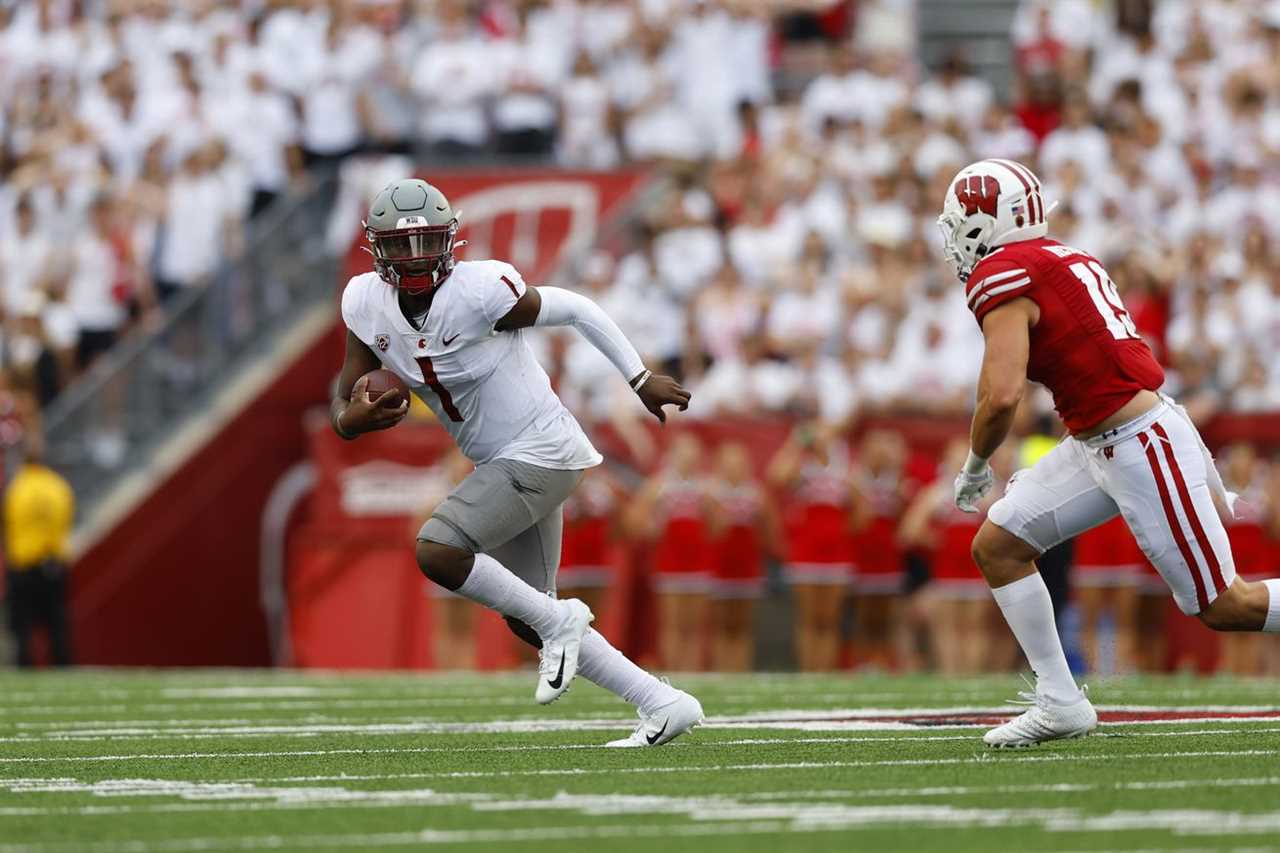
[418, 458, 584, 596]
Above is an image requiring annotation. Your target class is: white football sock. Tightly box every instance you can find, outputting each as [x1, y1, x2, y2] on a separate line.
[1262, 579, 1280, 633]
[576, 629, 679, 715]
[455, 553, 562, 637]
[990, 572, 1082, 703]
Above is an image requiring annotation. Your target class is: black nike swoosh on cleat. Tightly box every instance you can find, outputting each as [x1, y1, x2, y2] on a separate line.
[646, 719, 669, 745]
[442, 332, 459, 346]
[546, 652, 566, 689]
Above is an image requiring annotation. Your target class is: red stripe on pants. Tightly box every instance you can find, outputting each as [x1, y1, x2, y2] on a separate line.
[1151, 421, 1227, 597]
[1140, 430, 1209, 611]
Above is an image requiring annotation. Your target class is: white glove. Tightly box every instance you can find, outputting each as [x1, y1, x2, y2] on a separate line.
[953, 451, 994, 513]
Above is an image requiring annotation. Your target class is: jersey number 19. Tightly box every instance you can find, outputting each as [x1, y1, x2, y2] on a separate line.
[1069, 261, 1140, 341]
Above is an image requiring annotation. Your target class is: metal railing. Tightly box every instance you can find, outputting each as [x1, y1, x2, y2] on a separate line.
[40, 172, 340, 514]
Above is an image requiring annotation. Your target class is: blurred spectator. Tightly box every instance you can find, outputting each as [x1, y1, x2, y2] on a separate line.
[3, 435, 74, 667]
[4, 0, 1277, 435]
[898, 439, 1010, 675]
[848, 428, 911, 669]
[558, 466, 624, 620]
[629, 432, 712, 671]
[768, 421, 856, 671]
[1070, 517, 1144, 675]
[706, 441, 779, 671]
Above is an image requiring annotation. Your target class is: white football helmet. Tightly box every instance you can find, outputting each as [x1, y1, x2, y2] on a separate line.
[937, 159, 1051, 282]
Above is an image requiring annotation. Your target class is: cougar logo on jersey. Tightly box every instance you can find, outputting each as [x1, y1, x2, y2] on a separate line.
[374, 334, 390, 352]
[954, 175, 1000, 217]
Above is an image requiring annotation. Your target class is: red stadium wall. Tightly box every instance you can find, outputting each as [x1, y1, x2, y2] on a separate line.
[69, 169, 649, 666]
[70, 329, 341, 666]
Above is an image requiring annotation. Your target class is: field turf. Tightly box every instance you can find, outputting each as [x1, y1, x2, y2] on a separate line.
[0, 669, 1278, 852]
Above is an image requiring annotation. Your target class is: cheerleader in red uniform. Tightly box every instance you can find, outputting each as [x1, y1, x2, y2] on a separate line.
[559, 467, 623, 620]
[900, 441, 1009, 674]
[767, 421, 855, 671]
[1218, 444, 1272, 675]
[707, 442, 780, 672]
[1071, 516, 1144, 674]
[631, 433, 712, 671]
[849, 429, 911, 669]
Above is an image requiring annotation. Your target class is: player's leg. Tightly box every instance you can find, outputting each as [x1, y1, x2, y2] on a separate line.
[427, 582, 476, 670]
[491, 497, 703, 746]
[416, 461, 592, 703]
[6, 572, 36, 668]
[1101, 414, 1280, 634]
[656, 589, 682, 670]
[1073, 584, 1104, 674]
[680, 589, 712, 671]
[810, 581, 845, 671]
[712, 595, 754, 672]
[1110, 580, 1139, 674]
[958, 595, 988, 674]
[973, 438, 1118, 745]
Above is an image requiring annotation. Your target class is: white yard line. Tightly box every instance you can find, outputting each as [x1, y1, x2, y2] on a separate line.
[2, 744, 1268, 775]
[3, 776, 1280, 820]
[3, 804, 1280, 853]
[0, 727, 1274, 753]
[3, 718, 1279, 745]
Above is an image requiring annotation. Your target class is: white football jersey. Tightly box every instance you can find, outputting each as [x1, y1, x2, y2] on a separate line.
[341, 259, 602, 470]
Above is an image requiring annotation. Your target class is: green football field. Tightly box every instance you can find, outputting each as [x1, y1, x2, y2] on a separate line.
[0, 669, 1278, 852]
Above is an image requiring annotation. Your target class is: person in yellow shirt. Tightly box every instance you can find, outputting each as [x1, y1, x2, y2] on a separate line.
[3, 437, 74, 667]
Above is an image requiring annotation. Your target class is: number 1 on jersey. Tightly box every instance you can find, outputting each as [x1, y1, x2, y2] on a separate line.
[1069, 261, 1140, 341]
[416, 356, 464, 422]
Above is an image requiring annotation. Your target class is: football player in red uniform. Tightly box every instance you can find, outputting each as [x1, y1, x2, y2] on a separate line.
[940, 159, 1280, 746]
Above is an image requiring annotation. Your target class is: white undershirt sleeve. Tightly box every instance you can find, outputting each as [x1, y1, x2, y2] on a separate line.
[533, 286, 645, 383]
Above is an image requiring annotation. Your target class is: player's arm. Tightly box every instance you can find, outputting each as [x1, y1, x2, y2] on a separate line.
[496, 285, 691, 423]
[330, 329, 409, 440]
[955, 298, 1035, 510]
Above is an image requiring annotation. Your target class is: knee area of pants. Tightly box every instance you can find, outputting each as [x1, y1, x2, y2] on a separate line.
[416, 541, 469, 578]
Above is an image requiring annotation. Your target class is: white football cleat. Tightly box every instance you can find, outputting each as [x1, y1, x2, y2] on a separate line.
[983, 684, 1097, 748]
[534, 599, 594, 705]
[606, 690, 704, 748]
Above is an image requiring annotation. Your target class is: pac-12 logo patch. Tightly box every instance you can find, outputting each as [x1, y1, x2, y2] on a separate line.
[374, 334, 390, 352]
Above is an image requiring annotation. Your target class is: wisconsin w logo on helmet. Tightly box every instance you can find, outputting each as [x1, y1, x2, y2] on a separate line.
[954, 175, 1000, 217]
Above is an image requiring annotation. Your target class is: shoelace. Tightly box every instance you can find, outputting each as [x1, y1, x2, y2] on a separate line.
[1004, 676, 1090, 713]
[536, 648, 557, 678]
[1005, 673, 1042, 708]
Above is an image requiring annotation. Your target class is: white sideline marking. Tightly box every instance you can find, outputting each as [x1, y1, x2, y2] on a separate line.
[158, 688, 329, 699]
[3, 745, 1266, 775]
[9, 777, 1279, 819]
[7, 714, 1280, 744]
[2, 726, 1278, 756]
[3, 804, 1280, 852]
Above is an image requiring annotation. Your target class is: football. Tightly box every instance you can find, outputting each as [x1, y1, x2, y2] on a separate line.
[360, 368, 409, 406]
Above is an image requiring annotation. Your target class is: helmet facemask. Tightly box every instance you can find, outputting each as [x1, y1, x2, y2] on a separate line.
[366, 217, 459, 295]
[937, 210, 995, 283]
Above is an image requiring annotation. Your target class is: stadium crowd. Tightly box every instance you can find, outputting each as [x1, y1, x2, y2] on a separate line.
[1, 0, 1278, 427]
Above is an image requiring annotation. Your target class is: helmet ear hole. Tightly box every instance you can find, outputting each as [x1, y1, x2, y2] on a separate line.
[966, 228, 982, 239]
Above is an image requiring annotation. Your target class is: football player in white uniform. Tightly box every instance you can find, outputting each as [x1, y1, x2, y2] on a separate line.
[332, 179, 702, 747]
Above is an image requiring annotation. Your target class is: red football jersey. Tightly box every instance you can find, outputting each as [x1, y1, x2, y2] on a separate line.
[966, 238, 1165, 432]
